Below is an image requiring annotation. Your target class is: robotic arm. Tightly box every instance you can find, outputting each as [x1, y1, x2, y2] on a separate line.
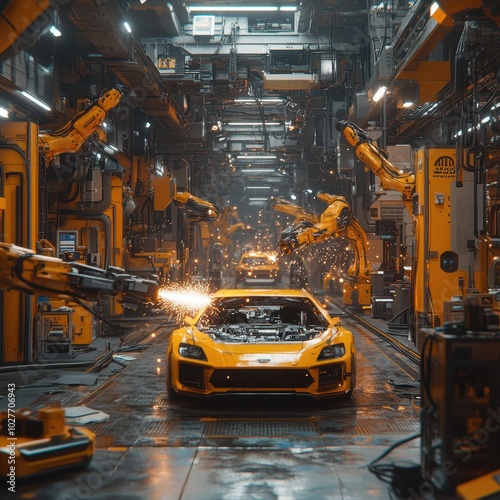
[38, 88, 122, 163]
[336, 120, 415, 213]
[0, 243, 158, 304]
[269, 197, 319, 225]
[278, 195, 353, 254]
[173, 191, 221, 221]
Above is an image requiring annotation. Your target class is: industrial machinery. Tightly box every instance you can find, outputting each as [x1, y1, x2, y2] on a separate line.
[38, 87, 122, 165]
[0, 87, 125, 363]
[420, 297, 500, 495]
[269, 197, 319, 225]
[0, 404, 95, 480]
[0, 242, 158, 357]
[278, 193, 372, 307]
[337, 120, 470, 344]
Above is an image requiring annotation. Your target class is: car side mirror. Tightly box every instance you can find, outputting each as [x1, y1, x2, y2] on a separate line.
[328, 317, 340, 327]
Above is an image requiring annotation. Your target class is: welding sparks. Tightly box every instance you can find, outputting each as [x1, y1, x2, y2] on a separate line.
[158, 283, 212, 322]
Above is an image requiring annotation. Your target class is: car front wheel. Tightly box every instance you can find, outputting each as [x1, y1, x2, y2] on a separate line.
[166, 354, 180, 400]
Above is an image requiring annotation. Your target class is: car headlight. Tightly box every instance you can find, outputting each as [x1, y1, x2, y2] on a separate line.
[317, 343, 345, 360]
[178, 342, 207, 361]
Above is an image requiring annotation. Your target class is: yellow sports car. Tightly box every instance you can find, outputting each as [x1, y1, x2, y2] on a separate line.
[166, 288, 356, 399]
[234, 251, 280, 286]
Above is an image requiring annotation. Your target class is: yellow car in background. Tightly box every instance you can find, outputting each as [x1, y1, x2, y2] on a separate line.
[235, 251, 280, 286]
[166, 288, 356, 400]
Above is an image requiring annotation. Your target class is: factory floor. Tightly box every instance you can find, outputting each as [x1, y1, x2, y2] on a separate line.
[0, 299, 429, 500]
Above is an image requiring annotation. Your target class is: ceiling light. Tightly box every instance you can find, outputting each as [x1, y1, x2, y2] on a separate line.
[238, 168, 276, 173]
[123, 21, 132, 33]
[372, 86, 387, 103]
[19, 91, 51, 111]
[145, 122, 151, 128]
[189, 6, 279, 12]
[402, 102, 414, 108]
[227, 122, 281, 126]
[235, 98, 285, 103]
[0, 106, 8, 118]
[237, 155, 276, 159]
[49, 25, 62, 37]
[290, 194, 297, 200]
[280, 6, 297, 11]
[481, 116, 491, 124]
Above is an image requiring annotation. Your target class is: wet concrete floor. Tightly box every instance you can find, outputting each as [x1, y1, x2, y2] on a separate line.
[6, 314, 423, 500]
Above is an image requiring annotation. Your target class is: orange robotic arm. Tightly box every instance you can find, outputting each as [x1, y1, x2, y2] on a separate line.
[336, 120, 415, 213]
[0, 242, 158, 304]
[38, 88, 122, 163]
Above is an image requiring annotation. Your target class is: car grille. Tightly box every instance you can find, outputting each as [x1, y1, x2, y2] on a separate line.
[318, 364, 343, 391]
[179, 363, 205, 389]
[210, 368, 313, 389]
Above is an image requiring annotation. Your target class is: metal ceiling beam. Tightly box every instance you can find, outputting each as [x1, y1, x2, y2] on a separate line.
[68, 0, 188, 131]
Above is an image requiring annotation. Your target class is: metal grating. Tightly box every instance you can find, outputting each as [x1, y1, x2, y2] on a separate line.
[204, 419, 318, 437]
[338, 419, 420, 435]
[139, 419, 175, 436]
[120, 392, 167, 406]
[352, 392, 403, 405]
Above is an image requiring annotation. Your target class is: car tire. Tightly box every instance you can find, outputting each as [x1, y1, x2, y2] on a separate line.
[166, 355, 180, 400]
[341, 389, 353, 401]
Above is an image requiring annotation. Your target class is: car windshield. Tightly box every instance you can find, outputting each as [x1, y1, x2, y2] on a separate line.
[198, 296, 328, 328]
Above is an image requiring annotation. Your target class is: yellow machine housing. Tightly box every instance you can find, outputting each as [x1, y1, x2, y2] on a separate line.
[0, 122, 39, 363]
[0, 405, 94, 479]
[413, 147, 468, 346]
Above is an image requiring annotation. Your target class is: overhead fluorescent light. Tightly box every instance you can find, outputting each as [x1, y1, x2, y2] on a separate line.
[227, 122, 281, 126]
[189, 6, 279, 12]
[280, 6, 297, 11]
[372, 86, 387, 103]
[238, 168, 276, 173]
[19, 91, 51, 111]
[237, 155, 277, 159]
[0, 106, 9, 118]
[248, 186, 272, 190]
[248, 198, 269, 201]
[49, 25, 62, 37]
[123, 21, 132, 33]
[402, 102, 414, 108]
[235, 98, 285, 103]
[481, 116, 491, 124]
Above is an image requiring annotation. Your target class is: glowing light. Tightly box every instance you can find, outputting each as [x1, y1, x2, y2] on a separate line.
[158, 283, 212, 322]
[372, 85, 387, 103]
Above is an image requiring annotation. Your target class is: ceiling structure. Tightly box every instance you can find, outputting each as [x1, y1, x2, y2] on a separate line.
[2, 0, 500, 225]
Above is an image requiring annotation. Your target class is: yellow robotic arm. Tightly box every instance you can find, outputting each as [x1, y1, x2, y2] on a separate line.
[173, 191, 221, 221]
[278, 195, 353, 254]
[269, 197, 319, 225]
[336, 120, 415, 213]
[0, 242, 158, 304]
[38, 88, 122, 163]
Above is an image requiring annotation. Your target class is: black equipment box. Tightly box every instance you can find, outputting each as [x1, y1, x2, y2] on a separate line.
[420, 328, 500, 494]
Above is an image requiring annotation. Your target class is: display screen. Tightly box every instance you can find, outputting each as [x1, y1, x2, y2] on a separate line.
[58, 231, 77, 254]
